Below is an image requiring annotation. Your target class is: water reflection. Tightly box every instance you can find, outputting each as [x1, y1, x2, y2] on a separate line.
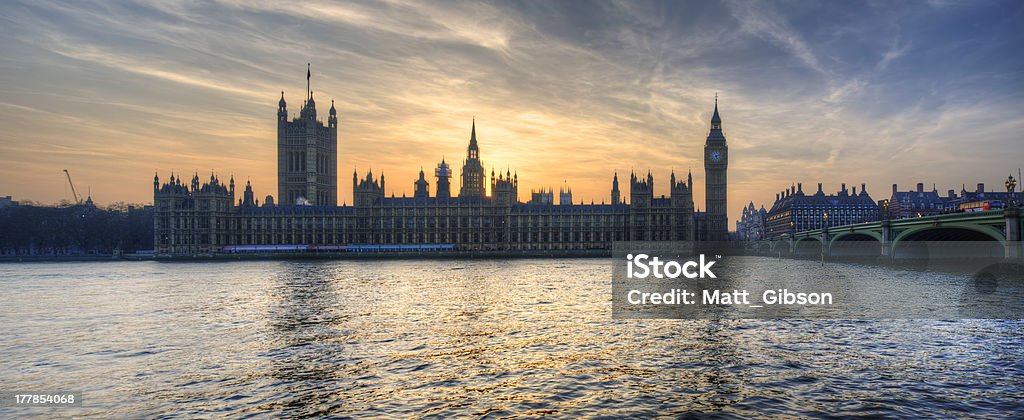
[0, 259, 1022, 417]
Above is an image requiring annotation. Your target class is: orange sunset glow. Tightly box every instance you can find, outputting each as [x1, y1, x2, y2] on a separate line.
[1, 1, 1022, 224]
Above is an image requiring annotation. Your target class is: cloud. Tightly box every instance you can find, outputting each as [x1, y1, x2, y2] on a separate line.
[0, 0, 1021, 224]
[877, 38, 912, 70]
[726, 0, 825, 74]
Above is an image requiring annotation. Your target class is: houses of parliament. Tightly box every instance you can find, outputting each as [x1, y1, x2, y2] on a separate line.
[153, 71, 729, 256]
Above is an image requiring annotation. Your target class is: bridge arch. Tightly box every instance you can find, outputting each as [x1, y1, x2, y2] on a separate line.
[768, 240, 788, 253]
[830, 231, 882, 243]
[892, 224, 1005, 244]
[793, 237, 822, 257]
[891, 225, 1005, 260]
[829, 232, 881, 258]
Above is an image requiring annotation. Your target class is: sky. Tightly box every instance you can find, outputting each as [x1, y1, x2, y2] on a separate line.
[0, 0, 1022, 224]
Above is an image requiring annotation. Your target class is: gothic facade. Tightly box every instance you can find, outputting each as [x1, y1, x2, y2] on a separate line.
[153, 79, 732, 256]
[736, 202, 767, 241]
[277, 67, 338, 207]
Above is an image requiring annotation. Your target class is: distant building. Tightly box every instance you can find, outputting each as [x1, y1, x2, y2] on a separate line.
[766, 182, 878, 239]
[887, 183, 956, 219]
[0, 196, 18, 208]
[949, 182, 1020, 211]
[736, 202, 767, 241]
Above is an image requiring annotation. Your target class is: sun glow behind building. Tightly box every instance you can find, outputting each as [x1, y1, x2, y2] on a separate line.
[0, 1, 1022, 225]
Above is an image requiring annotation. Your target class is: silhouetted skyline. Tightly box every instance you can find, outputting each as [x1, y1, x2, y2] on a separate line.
[1, 0, 1022, 222]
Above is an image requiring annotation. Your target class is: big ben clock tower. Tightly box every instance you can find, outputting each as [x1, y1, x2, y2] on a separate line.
[704, 96, 728, 241]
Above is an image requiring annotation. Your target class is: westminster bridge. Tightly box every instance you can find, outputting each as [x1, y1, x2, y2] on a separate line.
[756, 207, 1023, 261]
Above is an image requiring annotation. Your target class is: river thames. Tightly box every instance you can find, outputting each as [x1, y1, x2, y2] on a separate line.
[1, 258, 1022, 417]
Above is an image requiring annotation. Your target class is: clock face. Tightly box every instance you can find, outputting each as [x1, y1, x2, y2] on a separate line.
[710, 150, 722, 163]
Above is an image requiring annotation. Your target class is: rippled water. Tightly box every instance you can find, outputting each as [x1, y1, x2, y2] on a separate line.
[1, 258, 1022, 417]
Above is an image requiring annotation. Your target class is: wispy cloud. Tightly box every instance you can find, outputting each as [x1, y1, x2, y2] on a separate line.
[726, 0, 825, 74]
[0, 0, 1021, 223]
[877, 38, 912, 70]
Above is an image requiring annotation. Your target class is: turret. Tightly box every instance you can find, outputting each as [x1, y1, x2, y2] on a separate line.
[611, 172, 621, 205]
[278, 91, 287, 123]
[328, 99, 337, 128]
[630, 169, 653, 208]
[242, 180, 255, 207]
[414, 168, 429, 199]
[435, 158, 452, 199]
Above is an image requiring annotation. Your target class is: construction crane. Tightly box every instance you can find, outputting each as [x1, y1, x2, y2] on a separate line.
[63, 169, 82, 204]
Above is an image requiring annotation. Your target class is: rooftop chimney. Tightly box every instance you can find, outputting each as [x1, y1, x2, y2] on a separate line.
[917, 183, 924, 193]
[892, 183, 898, 195]
[948, 189, 956, 198]
[853, 186, 857, 195]
[797, 182, 803, 193]
[861, 183, 866, 194]
[977, 183, 985, 193]
[817, 183, 823, 194]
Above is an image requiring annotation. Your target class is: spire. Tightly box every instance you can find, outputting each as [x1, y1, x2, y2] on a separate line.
[470, 118, 478, 146]
[711, 93, 722, 127]
[306, 63, 311, 100]
[467, 118, 479, 160]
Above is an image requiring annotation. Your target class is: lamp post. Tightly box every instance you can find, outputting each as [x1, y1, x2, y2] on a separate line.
[821, 212, 828, 266]
[1006, 174, 1018, 207]
[1005, 174, 1022, 260]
